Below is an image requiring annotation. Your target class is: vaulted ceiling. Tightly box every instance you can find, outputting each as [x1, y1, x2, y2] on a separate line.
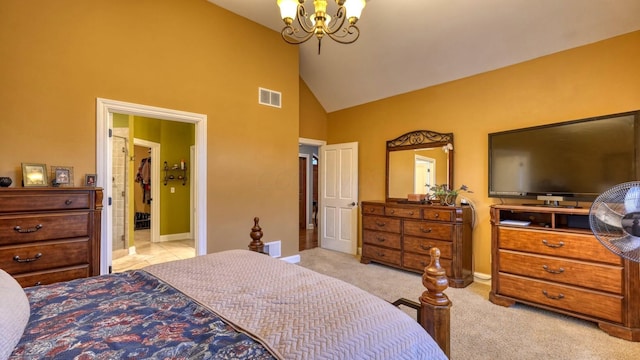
[208, 0, 640, 113]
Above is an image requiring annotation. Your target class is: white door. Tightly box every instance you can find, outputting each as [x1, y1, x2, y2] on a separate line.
[319, 142, 358, 254]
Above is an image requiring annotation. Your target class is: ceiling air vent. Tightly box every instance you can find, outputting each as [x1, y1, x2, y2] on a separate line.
[259, 87, 281, 108]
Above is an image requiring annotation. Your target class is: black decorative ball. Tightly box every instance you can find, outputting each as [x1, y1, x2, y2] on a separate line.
[0, 177, 12, 187]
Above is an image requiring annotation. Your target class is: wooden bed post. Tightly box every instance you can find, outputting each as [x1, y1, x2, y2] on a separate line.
[248, 217, 265, 253]
[420, 247, 451, 358]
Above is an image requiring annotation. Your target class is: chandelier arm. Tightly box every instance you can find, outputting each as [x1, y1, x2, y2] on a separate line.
[281, 25, 316, 45]
[325, 25, 360, 44]
[323, 6, 348, 35]
[294, 4, 315, 34]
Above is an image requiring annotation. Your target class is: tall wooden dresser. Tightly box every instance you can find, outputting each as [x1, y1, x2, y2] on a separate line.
[0, 188, 103, 287]
[490, 204, 640, 340]
[361, 201, 473, 288]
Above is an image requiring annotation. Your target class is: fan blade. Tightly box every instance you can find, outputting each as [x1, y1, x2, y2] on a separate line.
[624, 186, 640, 213]
[592, 202, 624, 229]
[610, 234, 640, 253]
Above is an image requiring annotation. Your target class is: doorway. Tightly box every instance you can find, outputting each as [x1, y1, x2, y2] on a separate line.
[299, 139, 324, 251]
[96, 98, 208, 275]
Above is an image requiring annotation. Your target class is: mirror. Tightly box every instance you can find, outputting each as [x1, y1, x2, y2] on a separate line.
[386, 130, 454, 201]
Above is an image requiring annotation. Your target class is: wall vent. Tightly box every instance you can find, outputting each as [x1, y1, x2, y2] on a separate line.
[259, 87, 282, 108]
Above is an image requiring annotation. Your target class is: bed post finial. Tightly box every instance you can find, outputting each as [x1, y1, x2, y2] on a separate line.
[248, 217, 265, 253]
[419, 247, 451, 357]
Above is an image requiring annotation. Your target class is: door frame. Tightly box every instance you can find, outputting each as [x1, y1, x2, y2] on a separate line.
[299, 137, 326, 240]
[133, 139, 161, 244]
[97, 98, 208, 274]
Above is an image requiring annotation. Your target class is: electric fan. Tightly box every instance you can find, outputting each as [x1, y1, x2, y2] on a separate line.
[590, 181, 640, 263]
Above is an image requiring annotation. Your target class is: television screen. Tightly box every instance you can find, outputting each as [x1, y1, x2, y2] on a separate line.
[488, 111, 639, 201]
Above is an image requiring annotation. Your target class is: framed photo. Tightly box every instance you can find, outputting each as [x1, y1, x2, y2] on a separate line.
[21, 163, 48, 187]
[85, 174, 97, 187]
[51, 166, 74, 187]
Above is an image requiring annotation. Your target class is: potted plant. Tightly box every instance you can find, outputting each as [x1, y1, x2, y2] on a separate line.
[429, 184, 472, 206]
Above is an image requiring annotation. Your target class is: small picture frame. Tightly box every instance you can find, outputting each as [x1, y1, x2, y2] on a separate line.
[51, 166, 74, 187]
[21, 163, 48, 187]
[85, 174, 97, 187]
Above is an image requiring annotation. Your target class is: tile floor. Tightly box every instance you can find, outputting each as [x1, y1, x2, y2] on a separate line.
[111, 229, 195, 272]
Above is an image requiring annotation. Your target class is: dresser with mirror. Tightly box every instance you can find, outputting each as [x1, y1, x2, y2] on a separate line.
[360, 130, 474, 288]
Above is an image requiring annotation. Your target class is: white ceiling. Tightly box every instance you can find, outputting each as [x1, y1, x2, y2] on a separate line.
[208, 0, 640, 113]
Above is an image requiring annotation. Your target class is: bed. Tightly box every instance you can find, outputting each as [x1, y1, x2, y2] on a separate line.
[2, 218, 451, 359]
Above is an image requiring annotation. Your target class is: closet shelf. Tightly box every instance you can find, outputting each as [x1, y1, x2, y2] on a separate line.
[163, 161, 187, 186]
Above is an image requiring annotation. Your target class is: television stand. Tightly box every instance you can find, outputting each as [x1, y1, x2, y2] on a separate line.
[490, 204, 640, 341]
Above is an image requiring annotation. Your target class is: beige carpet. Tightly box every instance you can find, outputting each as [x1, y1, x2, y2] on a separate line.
[298, 247, 640, 360]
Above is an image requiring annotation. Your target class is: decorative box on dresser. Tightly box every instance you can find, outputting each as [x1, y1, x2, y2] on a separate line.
[489, 204, 640, 341]
[361, 201, 473, 288]
[0, 188, 103, 287]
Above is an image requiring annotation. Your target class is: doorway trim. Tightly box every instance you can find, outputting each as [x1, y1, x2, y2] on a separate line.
[299, 137, 326, 239]
[97, 98, 208, 274]
[133, 139, 161, 244]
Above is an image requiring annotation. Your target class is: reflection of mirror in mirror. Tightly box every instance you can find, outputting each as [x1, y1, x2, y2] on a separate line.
[388, 148, 450, 199]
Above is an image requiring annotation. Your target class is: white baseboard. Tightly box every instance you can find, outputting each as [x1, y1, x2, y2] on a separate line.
[281, 254, 300, 263]
[159, 232, 192, 242]
[474, 271, 491, 285]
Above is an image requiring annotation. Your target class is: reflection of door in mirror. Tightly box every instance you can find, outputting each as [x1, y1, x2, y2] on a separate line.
[388, 148, 449, 199]
[414, 155, 435, 194]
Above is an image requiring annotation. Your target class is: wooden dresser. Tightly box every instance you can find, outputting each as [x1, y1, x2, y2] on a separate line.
[360, 201, 473, 288]
[490, 204, 640, 341]
[0, 188, 103, 287]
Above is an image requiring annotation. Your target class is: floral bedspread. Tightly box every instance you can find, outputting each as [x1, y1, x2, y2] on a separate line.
[11, 271, 277, 359]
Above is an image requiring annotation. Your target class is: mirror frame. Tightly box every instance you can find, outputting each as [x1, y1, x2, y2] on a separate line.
[386, 130, 454, 202]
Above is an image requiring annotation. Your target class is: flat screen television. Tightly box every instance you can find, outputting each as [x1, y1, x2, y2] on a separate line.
[488, 110, 640, 203]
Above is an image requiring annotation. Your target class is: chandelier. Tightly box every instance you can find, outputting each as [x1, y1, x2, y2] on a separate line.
[276, 0, 366, 54]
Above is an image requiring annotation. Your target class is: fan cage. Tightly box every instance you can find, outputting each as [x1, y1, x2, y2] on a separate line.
[589, 181, 640, 263]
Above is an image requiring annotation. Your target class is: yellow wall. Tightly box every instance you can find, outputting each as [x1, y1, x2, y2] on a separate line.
[327, 30, 640, 275]
[0, 0, 300, 257]
[299, 78, 328, 140]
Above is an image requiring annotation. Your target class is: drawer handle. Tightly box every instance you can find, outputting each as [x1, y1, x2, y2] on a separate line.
[420, 244, 433, 251]
[34, 281, 42, 286]
[420, 261, 428, 267]
[421, 228, 432, 233]
[542, 239, 564, 248]
[13, 253, 43, 263]
[65, 199, 73, 205]
[375, 237, 386, 243]
[435, 213, 440, 218]
[389, 209, 395, 214]
[409, 211, 414, 215]
[368, 208, 376, 213]
[542, 265, 565, 274]
[14, 224, 43, 233]
[542, 290, 564, 300]
[375, 251, 385, 257]
[375, 221, 386, 227]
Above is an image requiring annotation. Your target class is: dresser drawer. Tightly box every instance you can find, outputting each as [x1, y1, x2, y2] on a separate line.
[362, 215, 401, 233]
[403, 220, 452, 241]
[362, 203, 385, 216]
[363, 230, 401, 249]
[403, 251, 453, 275]
[362, 245, 401, 266]
[0, 192, 91, 213]
[385, 206, 421, 219]
[0, 212, 90, 245]
[498, 273, 623, 323]
[404, 236, 452, 259]
[423, 208, 453, 222]
[13, 266, 90, 288]
[499, 250, 622, 294]
[498, 227, 621, 265]
[0, 239, 90, 275]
